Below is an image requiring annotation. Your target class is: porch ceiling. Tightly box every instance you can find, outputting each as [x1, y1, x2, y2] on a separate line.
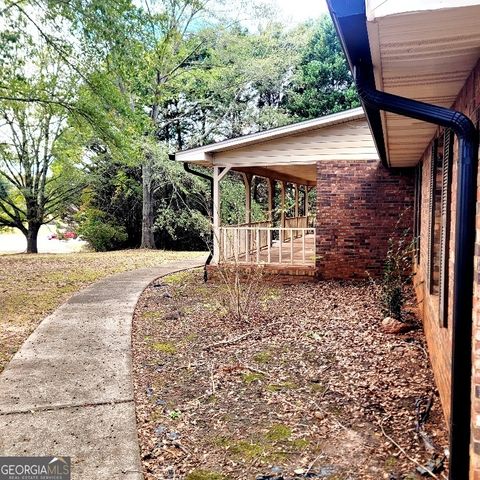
[366, 0, 480, 167]
[234, 164, 316, 186]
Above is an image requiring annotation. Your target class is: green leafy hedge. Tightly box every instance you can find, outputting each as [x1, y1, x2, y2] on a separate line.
[76, 208, 128, 251]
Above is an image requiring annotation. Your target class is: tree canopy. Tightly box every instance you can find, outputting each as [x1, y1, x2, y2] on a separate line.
[283, 16, 359, 118]
[0, 0, 358, 252]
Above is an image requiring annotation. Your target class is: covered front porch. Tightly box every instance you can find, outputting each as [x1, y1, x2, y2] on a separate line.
[175, 108, 380, 274]
[213, 165, 316, 269]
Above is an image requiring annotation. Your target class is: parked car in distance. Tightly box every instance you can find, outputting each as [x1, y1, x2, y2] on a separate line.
[48, 231, 77, 240]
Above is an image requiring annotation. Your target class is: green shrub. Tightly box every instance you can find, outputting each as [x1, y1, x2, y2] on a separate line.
[76, 208, 127, 251]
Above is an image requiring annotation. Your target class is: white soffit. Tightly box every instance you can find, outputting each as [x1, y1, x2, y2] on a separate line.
[366, 0, 480, 167]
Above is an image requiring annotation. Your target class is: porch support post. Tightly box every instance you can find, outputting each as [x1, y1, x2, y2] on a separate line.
[305, 186, 309, 222]
[267, 178, 274, 224]
[294, 184, 299, 219]
[213, 166, 231, 263]
[242, 173, 252, 225]
[280, 181, 286, 228]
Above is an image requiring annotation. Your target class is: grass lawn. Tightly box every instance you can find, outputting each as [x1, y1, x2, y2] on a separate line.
[133, 271, 448, 480]
[0, 249, 204, 372]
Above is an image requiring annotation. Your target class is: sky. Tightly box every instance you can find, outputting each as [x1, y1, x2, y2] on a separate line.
[275, 0, 329, 24]
[131, 0, 331, 31]
[235, 0, 330, 32]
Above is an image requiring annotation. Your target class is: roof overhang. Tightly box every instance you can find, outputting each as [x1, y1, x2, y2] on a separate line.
[174, 108, 377, 186]
[328, 0, 480, 167]
[174, 107, 367, 163]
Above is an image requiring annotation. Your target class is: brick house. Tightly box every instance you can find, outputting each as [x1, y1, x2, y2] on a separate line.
[328, 1, 480, 478]
[176, 1, 480, 476]
[175, 108, 413, 279]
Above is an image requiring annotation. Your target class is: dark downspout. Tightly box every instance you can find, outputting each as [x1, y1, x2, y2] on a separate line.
[355, 65, 478, 479]
[168, 154, 214, 281]
[183, 163, 214, 282]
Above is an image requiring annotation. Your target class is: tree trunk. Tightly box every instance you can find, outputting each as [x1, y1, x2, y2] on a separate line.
[26, 222, 41, 254]
[140, 159, 156, 249]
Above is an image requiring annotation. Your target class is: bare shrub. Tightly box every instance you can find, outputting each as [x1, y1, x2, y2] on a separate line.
[215, 261, 267, 324]
[212, 228, 268, 324]
[370, 215, 416, 321]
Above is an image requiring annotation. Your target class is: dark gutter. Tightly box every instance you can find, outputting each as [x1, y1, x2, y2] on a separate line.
[327, 0, 388, 166]
[168, 154, 213, 281]
[327, 1, 478, 478]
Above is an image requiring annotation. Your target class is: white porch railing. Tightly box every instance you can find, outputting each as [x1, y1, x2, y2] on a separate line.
[218, 225, 316, 265]
[284, 216, 308, 241]
[285, 216, 308, 228]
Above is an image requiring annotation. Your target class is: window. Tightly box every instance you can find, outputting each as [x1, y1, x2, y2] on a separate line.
[439, 129, 454, 327]
[428, 138, 441, 295]
[427, 129, 453, 327]
[413, 163, 422, 264]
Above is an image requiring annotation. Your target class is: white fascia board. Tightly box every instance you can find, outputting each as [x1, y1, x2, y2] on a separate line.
[366, 0, 480, 20]
[175, 150, 209, 163]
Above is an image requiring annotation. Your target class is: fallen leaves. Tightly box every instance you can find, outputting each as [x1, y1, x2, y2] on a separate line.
[132, 272, 448, 479]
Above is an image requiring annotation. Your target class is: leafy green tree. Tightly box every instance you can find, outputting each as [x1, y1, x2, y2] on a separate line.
[284, 16, 359, 118]
[76, 208, 128, 251]
[0, 0, 136, 253]
[161, 23, 308, 149]
[77, 148, 143, 248]
[52, 0, 215, 248]
[148, 144, 210, 250]
[0, 59, 88, 252]
[76, 139, 210, 250]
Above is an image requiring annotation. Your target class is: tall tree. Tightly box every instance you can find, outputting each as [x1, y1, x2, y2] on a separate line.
[0, 0, 132, 252]
[158, 22, 309, 149]
[283, 16, 359, 118]
[0, 68, 86, 252]
[51, 0, 214, 248]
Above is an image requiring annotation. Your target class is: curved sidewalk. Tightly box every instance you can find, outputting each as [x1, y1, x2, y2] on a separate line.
[0, 259, 203, 479]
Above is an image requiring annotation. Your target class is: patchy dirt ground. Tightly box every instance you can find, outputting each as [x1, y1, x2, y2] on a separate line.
[132, 271, 448, 480]
[0, 249, 203, 372]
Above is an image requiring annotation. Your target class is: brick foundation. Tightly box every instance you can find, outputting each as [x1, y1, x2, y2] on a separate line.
[315, 160, 414, 279]
[206, 264, 317, 283]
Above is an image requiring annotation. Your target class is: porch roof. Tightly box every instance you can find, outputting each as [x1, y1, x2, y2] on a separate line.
[174, 108, 379, 186]
[328, 0, 480, 167]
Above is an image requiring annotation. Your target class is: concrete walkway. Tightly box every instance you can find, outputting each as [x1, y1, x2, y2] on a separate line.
[0, 259, 203, 479]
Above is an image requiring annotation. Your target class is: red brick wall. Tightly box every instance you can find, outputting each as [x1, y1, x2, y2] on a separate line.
[315, 160, 414, 279]
[453, 59, 480, 479]
[413, 137, 454, 423]
[408, 57, 480, 478]
[458, 61, 480, 480]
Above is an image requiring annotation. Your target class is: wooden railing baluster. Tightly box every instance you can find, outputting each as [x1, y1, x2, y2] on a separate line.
[218, 222, 315, 267]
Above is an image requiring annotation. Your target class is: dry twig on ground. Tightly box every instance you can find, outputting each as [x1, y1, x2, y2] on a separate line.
[377, 416, 442, 479]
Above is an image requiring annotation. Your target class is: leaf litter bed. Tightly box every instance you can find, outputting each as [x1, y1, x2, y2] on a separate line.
[132, 270, 448, 479]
